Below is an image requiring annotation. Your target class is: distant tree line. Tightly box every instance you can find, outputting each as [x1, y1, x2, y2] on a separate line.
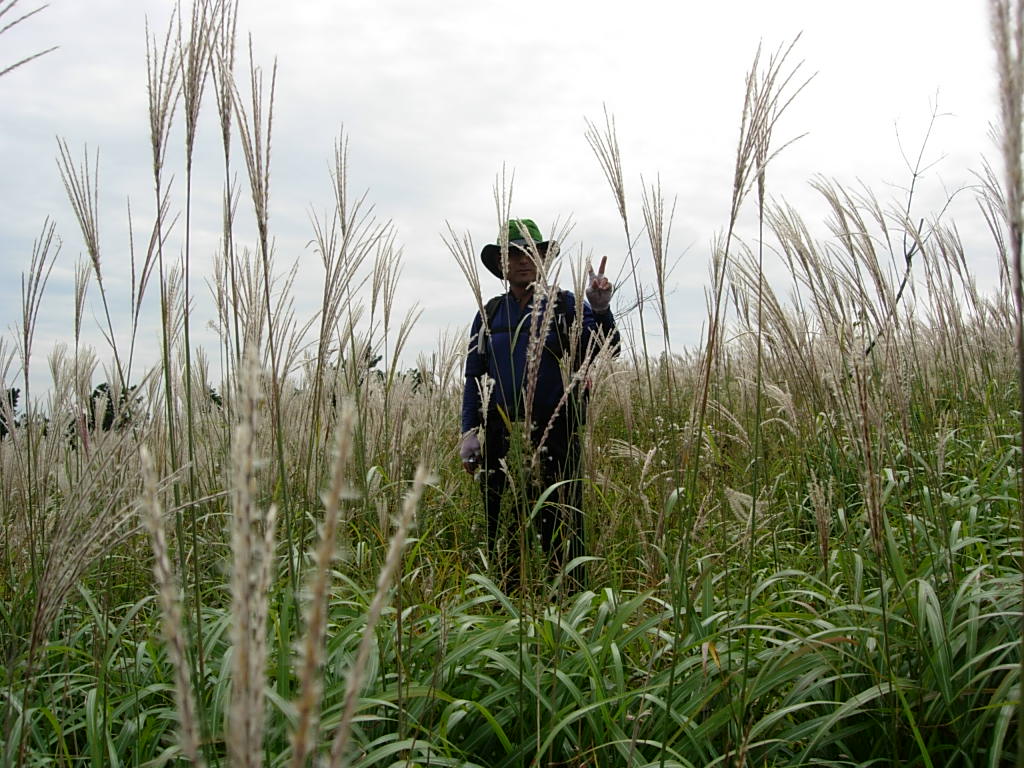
[0, 354, 437, 443]
[1, 388, 17, 439]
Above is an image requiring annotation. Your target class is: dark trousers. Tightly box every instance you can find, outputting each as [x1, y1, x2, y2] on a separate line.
[479, 401, 586, 592]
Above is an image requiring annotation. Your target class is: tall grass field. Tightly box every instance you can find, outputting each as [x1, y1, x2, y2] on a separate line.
[1, 2, 1022, 766]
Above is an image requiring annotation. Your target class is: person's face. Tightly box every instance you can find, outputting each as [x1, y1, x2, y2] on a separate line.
[505, 245, 538, 288]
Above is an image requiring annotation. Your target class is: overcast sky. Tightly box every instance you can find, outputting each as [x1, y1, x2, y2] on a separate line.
[0, 1, 999, 394]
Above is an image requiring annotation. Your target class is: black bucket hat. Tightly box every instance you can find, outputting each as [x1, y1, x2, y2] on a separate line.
[480, 218, 555, 279]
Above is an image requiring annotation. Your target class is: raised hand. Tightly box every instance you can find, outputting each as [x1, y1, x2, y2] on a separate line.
[586, 255, 613, 313]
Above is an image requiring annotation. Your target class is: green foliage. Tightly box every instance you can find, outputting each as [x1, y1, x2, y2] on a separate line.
[2, 431, 1019, 766]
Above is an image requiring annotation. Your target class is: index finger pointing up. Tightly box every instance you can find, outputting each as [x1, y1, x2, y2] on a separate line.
[598, 255, 607, 276]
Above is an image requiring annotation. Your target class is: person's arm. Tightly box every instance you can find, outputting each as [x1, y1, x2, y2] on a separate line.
[461, 312, 486, 433]
[460, 312, 485, 472]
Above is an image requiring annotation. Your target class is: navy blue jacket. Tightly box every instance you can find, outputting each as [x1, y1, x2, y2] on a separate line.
[461, 290, 618, 433]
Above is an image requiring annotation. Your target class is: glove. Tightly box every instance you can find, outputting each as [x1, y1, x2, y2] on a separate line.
[586, 256, 613, 313]
[459, 432, 481, 472]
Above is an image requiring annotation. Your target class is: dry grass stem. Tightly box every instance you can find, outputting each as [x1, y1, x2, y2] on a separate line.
[0, 0, 56, 78]
[228, 354, 277, 768]
[585, 107, 652, 395]
[140, 448, 206, 767]
[178, 0, 215, 162]
[329, 464, 430, 768]
[19, 219, 60, 392]
[289, 402, 356, 768]
[28, 432, 144, 661]
[808, 475, 832, 570]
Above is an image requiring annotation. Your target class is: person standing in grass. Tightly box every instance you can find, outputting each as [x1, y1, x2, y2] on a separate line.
[459, 218, 617, 592]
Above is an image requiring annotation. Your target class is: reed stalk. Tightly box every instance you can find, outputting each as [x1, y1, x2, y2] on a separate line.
[988, 2, 1024, 759]
[228, 353, 277, 768]
[289, 403, 356, 768]
[233, 39, 297, 589]
[585, 108, 653, 402]
[328, 464, 429, 768]
[0, 0, 56, 78]
[140, 448, 205, 767]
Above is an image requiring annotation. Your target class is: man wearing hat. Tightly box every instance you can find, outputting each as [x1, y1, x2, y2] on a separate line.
[460, 218, 618, 592]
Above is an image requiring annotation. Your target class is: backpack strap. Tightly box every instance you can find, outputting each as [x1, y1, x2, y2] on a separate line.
[484, 295, 504, 329]
[554, 289, 573, 351]
[477, 295, 504, 357]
